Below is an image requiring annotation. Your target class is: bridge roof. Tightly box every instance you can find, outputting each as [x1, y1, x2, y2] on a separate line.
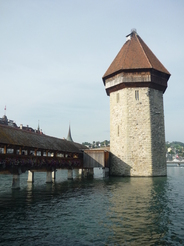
[0, 125, 87, 153]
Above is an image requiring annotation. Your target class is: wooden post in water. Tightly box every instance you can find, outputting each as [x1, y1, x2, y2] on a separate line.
[12, 174, 20, 189]
[52, 170, 56, 180]
[68, 169, 73, 180]
[27, 170, 34, 183]
[46, 171, 52, 183]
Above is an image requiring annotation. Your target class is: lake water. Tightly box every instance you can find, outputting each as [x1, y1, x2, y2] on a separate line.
[0, 166, 184, 245]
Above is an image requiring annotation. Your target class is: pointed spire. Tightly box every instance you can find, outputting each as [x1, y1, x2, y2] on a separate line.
[67, 125, 73, 142]
[38, 120, 40, 131]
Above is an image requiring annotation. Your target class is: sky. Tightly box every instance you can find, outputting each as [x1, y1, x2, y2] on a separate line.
[0, 0, 184, 144]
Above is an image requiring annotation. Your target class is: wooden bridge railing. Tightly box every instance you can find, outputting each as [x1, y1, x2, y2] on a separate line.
[0, 153, 83, 174]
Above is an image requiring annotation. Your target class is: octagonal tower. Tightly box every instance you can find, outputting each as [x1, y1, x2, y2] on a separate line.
[102, 30, 170, 176]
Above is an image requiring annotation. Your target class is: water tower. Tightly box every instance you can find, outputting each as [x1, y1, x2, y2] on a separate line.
[102, 30, 170, 176]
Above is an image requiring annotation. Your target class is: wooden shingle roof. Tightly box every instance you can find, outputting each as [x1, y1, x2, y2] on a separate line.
[103, 31, 170, 80]
[0, 125, 87, 153]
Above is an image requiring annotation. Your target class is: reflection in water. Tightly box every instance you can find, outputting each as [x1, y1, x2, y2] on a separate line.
[107, 178, 158, 244]
[105, 176, 183, 245]
[26, 182, 34, 205]
[0, 167, 184, 245]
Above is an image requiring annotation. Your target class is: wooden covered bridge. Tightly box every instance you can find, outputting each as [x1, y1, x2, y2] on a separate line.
[0, 125, 109, 188]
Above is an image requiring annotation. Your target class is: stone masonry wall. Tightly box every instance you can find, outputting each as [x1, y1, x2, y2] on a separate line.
[110, 87, 166, 176]
[149, 89, 167, 176]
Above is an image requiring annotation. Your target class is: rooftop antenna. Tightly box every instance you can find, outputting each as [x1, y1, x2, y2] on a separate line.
[131, 28, 137, 33]
[4, 105, 6, 116]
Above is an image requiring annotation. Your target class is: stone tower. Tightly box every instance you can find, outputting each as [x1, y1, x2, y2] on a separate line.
[102, 30, 170, 176]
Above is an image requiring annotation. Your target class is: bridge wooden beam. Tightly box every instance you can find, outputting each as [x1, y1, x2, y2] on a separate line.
[12, 174, 20, 189]
[19, 147, 22, 155]
[4, 145, 6, 154]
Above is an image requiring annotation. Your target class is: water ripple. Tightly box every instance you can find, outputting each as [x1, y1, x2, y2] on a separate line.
[0, 168, 184, 245]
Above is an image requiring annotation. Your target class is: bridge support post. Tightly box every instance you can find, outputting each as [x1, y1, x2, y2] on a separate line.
[52, 170, 56, 180]
[46, 171, 52, 183]
[78, 169, 83, 175]
[82, 169, 93, 178]
[82, 169, 88, 178]
[12, 174, 20, 189]
[93, 167, 109, 178]
[102, 167, 109, 178]
[27, 171, 34, 183]
[68, 169, 73, 180]
[88, 168, 94, 177]
[73, 169, 82, 177]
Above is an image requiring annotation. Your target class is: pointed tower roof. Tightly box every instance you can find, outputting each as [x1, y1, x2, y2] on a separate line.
[67, 125, 73, 142]
[103, 30, 170, 81]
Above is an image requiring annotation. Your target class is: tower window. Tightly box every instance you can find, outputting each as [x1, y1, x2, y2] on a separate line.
[117, 125, 119, 136]
[135, 90, 139, 101]
[116, 93, 119, 103]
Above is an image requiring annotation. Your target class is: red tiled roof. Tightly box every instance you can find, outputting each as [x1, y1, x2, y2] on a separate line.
[103, 31, 170, 79]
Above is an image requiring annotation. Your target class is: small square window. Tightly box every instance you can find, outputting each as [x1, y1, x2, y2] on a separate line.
[116, 93, 119, 103]
[135, 90, 139, 101]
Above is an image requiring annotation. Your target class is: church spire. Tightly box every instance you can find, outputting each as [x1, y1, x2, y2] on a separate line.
[38, 120, 40, 131]
[67, 125, 73, 142]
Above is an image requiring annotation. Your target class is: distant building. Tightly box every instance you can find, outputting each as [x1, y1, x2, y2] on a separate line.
[19, 124, 35, 133]
[0, 115, 17, 128]
[0, 114, 43, 134]
[167, 147, 172, 153]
